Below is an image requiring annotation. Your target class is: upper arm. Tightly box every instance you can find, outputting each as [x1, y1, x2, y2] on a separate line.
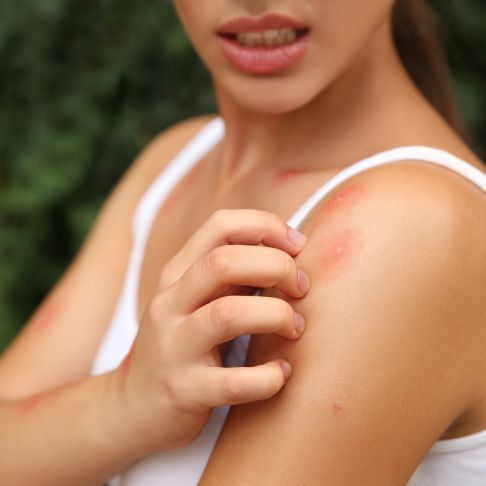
[200, 161, 486, 485]
[0, 114, 217, 400]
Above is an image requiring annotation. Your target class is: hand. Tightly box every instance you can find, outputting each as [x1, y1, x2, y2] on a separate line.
[111, 209, 310, 455]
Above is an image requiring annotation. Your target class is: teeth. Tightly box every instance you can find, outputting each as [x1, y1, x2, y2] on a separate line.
[236, 28, 298, 47]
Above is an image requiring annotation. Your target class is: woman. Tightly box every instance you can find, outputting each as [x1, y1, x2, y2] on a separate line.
[0, 0, 485, 484]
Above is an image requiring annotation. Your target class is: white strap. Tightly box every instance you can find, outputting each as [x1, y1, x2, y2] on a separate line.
[129, 117, 225, 329]
[287, 146, 486, 230]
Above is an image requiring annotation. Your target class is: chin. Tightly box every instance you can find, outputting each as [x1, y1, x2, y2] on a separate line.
[213, 72, 329, 115]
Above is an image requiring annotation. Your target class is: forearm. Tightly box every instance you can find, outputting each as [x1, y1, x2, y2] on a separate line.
[0, 371, 143, 486]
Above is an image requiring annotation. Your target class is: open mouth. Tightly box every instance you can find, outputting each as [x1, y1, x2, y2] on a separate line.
[215, 14, 311, 74]
[218, 28, 310, 48]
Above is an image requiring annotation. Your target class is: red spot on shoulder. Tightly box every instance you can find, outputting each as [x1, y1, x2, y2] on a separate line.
[321, 182, 366, 215]
[321, 229, 357, 275]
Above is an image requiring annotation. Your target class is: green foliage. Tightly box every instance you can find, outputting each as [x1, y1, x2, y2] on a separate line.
[0, 1, 485, 351]
[432, 0, 486, 152]
[0, 0, 215, 349]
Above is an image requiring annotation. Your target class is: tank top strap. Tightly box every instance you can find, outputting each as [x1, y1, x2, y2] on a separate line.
[132, 117, 225, 238]
[127, 117, 225, 330]
[287, 145, 486, 230]
[251, 146, 486, 301]
[90, 117, 226, 376]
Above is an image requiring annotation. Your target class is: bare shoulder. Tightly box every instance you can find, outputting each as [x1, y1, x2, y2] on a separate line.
[200, 158, 486, 485]
[298, 158, 486, 358]
[297, 157, 486, 430]
[129, 114, 219, 187]
[300, 158, 486, 281]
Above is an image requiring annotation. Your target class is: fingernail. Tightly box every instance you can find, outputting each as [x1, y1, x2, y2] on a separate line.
[297, 268, 311, 294]
[294, 312, 305, 335]
[280, 360, 292, 380]
[287, 226, 307, 248]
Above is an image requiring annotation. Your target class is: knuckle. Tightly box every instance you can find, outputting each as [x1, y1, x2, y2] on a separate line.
[248, 210, 284, 237]
[206, 246, 232, 275]
[158, 260, 176, 289]
[266, 211, 286, 231]
[253, 210, 286, 237]
[147, 292, 166, 323]
[208, 298, 235, 334]
[209, 209, 231, 232]
[165, 373, 191, 409]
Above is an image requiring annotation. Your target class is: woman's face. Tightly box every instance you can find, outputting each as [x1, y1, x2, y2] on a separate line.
[173, 1, 394, 114]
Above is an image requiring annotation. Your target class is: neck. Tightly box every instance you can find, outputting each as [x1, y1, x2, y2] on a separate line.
[213, 19, 427, 188]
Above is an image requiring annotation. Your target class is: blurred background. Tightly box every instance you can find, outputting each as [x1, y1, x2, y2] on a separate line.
[0, 0, 485, 351]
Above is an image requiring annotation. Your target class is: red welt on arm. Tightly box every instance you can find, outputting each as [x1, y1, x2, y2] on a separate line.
[13, 377, 88, 415]
[198, 164, 486, 485]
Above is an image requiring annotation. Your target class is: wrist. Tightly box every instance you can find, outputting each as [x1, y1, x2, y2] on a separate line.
[93, 369, 152, 461]
[101, 367, 175, 458]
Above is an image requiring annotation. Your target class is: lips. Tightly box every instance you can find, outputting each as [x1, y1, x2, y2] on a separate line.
[216, 13, 309, 34]
[215, 13, 311, 75]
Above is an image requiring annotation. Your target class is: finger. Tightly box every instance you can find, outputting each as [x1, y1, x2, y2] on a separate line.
[167, 245, 311, 313]
[192, 359, 292, 408]
[159, 209, 307, 289]
[180, 296, 305, 357]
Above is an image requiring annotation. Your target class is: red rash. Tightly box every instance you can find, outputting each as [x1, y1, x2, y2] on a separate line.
[14, 388, 58, 415]
[14, 379, 86, 415]
[273, 169, 310, 187]
[15, 394, 44, 414]
[321, 182, 366, 215]
[321, 229, 357, 277]
[30, 292, 62, 333]
[332, 401, 344, 414]
[306, 184, 365, 279]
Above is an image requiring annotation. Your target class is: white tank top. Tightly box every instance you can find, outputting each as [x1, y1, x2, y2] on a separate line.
[90, 117, 486, 485]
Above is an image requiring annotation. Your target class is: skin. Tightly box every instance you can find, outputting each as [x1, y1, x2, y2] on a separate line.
[0, 0, 485, 484]
[28, 292, 62, 333]
[13, 378, 84, 415]
[119, 343, 136, 376]
[161, 157, 207, 211]
[172, 0, 485, 183]
[0, 118, 230, 485]
[319, 228, 358, 278]
[169, 0, 486, 484]
[320, 182, 367, 215]
[200, 167, 486, 485]
[272, 167, 319, 188]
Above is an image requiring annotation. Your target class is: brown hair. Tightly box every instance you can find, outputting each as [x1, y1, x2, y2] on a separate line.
[391, 0, 467, 137]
